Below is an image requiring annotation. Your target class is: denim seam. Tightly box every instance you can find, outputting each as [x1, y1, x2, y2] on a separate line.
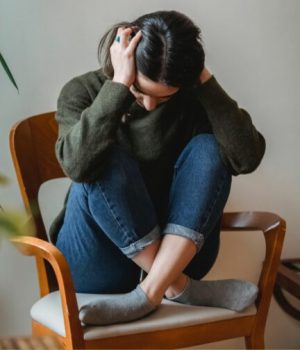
[81, 183, 89, 195]
[197, 171, 228, 235]
[95, 182, 135, 242]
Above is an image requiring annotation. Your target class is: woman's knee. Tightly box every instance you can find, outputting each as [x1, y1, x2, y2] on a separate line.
[83, 145, 144, 195]
[176, 134, 229, 177]
[188, 134, 223, 168]
[67, 146, 135, 199]
[189, 134, 218, 148]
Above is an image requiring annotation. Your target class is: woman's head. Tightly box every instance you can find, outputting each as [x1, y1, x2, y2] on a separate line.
[98, 10, 205, 88]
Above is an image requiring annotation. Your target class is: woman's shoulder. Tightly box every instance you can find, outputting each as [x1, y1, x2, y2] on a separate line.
[76, 68, 107, 87]
[58, 68, 108, 101]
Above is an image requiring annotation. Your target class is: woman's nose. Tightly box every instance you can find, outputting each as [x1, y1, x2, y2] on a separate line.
[142, 96, 158, 111]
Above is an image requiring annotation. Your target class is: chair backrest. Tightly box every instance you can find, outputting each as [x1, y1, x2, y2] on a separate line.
[10, 112, 65, 241]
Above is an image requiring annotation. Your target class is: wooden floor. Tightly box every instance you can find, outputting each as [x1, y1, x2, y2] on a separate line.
[0, 335, 62, 349]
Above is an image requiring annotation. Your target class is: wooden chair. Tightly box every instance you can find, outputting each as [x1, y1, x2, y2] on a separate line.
[9, 112, 286, 349]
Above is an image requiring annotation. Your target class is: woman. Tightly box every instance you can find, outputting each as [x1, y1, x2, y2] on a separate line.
[50, 10, 265, 325]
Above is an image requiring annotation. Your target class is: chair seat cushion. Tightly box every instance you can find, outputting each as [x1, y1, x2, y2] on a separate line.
[31, 291, 256, 340]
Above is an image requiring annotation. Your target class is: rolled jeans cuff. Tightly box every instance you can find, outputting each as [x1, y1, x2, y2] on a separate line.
[120, 225, 161, 259]
[162, 223, 205, 252]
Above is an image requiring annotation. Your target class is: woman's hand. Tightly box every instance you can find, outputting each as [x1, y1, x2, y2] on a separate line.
[199, 67, 212, 84]
[110, 27, 142, 87]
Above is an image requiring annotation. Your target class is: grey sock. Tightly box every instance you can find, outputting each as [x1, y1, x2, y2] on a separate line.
[79, 285, 158, 325]
[167, 278, 258, 312]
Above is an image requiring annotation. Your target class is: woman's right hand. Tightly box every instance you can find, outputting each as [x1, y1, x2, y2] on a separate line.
[110, 27, 142, 88]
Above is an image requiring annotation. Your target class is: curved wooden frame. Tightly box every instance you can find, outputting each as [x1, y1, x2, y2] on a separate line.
[9, 113, 286, 349]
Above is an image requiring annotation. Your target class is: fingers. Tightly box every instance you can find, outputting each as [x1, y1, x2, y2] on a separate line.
[199, 67, 212, 84]
[115, 27, 142, 50]
[128, 30, 142, 51]
[110, 27, 142, 87]
[119, 27, 132, 47]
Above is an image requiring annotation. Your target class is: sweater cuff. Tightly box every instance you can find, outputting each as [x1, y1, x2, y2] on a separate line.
[89, 79, 135, 119]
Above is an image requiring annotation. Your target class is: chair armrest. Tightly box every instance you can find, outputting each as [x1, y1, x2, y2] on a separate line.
[222, 211, 284, 232]
[10, 236, 84, 348]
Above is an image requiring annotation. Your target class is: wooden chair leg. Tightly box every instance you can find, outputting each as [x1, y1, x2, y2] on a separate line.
[245, 333, 265, 349]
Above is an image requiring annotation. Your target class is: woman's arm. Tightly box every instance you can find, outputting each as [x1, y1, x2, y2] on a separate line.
[55, 76, 134, 182]
[55, 27, 142, 183]
[196, 68, 266, 175]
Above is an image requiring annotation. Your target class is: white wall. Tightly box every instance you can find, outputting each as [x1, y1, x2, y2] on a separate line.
[0, 0, 299, 348]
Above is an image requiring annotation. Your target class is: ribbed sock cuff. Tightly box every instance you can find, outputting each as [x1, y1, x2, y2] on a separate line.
[166, 277, 191, 300]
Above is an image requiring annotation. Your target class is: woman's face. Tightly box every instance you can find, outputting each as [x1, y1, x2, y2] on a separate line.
[130, 72, 179, 111]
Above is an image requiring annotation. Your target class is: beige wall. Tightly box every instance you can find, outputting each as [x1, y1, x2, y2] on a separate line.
[0, 0, 299, 347]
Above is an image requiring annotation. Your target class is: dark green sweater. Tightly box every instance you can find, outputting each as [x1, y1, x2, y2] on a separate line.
[49, 69, 265, 243]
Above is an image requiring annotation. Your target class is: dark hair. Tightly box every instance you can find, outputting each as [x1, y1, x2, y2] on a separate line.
[98, 11, 205, 87]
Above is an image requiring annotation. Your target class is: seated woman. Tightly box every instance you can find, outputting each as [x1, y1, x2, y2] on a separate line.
[50, 10, 266, 325]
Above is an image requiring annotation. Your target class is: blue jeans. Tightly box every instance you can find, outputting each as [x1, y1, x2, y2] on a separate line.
[56, 134, 232, 293]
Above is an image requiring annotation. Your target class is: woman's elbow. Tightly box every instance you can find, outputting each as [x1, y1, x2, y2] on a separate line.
[235, 137, 266, 175]
[55, 143, 86, 182]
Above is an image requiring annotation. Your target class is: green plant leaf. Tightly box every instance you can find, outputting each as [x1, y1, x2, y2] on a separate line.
[0, 52, 19, 92]
[0, 209, 35, 238]
[0, 173, 10, 185]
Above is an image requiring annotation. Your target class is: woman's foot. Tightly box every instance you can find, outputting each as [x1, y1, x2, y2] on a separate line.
[166, 278, 258, 312]
[79, 285, 158, 325]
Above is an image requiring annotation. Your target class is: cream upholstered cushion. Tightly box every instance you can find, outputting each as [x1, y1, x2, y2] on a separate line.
[38, 178, 72, 240]
[31, 291, 256, 340]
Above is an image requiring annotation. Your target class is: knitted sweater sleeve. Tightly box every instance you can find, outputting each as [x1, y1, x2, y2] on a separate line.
[195, 76, 266, 175]
[55, 75, 134, 182]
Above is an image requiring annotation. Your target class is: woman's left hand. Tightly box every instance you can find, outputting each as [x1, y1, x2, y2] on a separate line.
[199, 67, 212, 84]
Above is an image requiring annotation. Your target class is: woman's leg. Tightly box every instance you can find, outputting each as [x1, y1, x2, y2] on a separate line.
[56, 145, 161, 293]
[79, 134, 254, 326]
[139, 134, 232, 301]
[139, 135, 257, 313]
[73, 136, 257, 326]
